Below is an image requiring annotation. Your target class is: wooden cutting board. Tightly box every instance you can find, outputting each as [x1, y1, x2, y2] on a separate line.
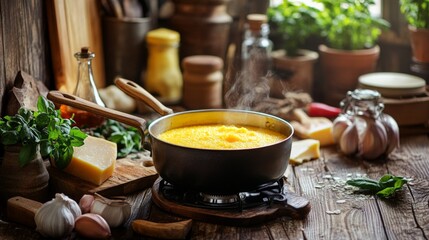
[48, 151, 158, 201]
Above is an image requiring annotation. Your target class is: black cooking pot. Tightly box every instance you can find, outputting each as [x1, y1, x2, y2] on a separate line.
[47, 78, 294, 194]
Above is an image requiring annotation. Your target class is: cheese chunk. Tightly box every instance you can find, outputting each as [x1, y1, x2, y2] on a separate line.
[64, 136, 117, 185]
[290, 139, 320, 165]
[307, 124, 335, 146]
[291, 121, 335, 146]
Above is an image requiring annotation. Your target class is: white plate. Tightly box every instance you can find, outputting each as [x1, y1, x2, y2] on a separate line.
[358, 72, 426, 98]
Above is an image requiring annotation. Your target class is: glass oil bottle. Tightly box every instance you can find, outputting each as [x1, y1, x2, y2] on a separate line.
[60, 47, 106, 128]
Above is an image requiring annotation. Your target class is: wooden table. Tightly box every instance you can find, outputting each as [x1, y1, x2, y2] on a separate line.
[1, 134, 428, 239]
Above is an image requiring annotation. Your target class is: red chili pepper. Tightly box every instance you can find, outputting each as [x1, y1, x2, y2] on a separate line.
[307, 102, 341, 118]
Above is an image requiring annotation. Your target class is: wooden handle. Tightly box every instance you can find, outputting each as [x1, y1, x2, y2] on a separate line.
[7, 196, 43, 228]
[276, 191, 311, 220]
[114, 78, 174, 116]
[47, 91, 147, 135]
[132, 219, 192, 239]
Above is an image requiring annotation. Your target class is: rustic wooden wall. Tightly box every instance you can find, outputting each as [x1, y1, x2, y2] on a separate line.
[0, 0, 52, 115]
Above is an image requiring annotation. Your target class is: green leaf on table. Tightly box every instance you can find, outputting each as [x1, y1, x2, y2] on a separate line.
[347, 174, 409, 199]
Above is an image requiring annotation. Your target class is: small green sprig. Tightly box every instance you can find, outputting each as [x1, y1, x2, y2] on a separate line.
[346, 174, 409, 199]
[0, 96, 87, 168]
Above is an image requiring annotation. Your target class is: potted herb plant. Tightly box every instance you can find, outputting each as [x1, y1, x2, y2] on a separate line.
[0, 96, 87, 201]
[267, 0, 321, 97]
[315, 0, 390, 106]
[400, 0, 429, 64]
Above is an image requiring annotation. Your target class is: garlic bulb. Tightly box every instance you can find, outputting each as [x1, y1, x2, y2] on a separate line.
[334, 114, 399, 160]
[34, 193, 82, 238]
[90, 193, 132, 228]
[334, 89, 400, 160]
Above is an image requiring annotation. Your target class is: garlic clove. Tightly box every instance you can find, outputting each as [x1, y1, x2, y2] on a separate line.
[339, 121, 359, 155]
[332, 115, 352, 143]
[360, 117, 388, 160]
[74, 213, 111, 239]
[79, 194, 95, 214]
[380, 113, 400, 154]
[35, 193, 81, 238]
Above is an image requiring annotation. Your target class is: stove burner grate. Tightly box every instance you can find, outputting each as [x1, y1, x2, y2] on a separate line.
[159, 179, 288, 211]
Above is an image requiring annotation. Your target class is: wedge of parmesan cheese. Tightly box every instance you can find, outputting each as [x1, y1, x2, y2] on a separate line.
[64, 136, 117, 185]
[290, 139, 320, 165]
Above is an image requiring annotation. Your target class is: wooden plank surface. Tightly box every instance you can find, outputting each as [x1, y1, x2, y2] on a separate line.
[1, 135, 429, 239]
[376, 135, 429, 239]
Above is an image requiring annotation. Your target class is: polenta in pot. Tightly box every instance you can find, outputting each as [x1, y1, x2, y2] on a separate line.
[158, 124, 286, 149]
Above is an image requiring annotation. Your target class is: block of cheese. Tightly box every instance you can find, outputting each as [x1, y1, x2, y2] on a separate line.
[290, 139, 320, 165]
[291, 108, 335, 146]
[306, 123, 335, 146]
[291, 120, 334, 146]
[64, 136, 117, 185]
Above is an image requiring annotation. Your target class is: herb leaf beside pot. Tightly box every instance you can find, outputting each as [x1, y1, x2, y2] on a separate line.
[0, 96, 87, 168]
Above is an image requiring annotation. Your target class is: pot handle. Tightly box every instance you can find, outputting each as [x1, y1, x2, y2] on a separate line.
[114, 77, 174, 116]
[47, 91, 147, 135]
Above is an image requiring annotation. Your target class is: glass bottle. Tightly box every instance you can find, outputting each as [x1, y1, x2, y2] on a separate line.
[226, 14, 273, 109]
[241, 14, 273, 79]
[60, 47, 105, 128]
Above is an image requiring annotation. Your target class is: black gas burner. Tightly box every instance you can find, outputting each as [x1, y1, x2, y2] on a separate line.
[151, 177, 311, 226]
[159, 179, 288, 211]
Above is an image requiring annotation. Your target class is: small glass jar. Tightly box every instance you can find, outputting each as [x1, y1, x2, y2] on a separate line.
[241, 14, 273, 77]
[340, 88, 384, 118]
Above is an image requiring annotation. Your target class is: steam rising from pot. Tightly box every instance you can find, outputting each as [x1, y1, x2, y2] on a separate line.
[225, 49, 272, 110]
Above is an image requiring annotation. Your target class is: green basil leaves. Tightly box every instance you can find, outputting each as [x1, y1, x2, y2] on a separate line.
[346, 174, 409, 198]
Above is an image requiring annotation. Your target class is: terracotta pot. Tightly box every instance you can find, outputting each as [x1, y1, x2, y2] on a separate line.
[408, 26, 429, 64]
[0, 145, 49, 202]
[318, 44, 380, 106]
[270, 49, 319, 98]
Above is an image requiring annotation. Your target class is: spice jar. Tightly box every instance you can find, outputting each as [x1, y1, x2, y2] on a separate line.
[60, 47, 105, 128]
[332, 89, 400, 160]
[144, 28, 182, 103]
[182, 55, 224, 109]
